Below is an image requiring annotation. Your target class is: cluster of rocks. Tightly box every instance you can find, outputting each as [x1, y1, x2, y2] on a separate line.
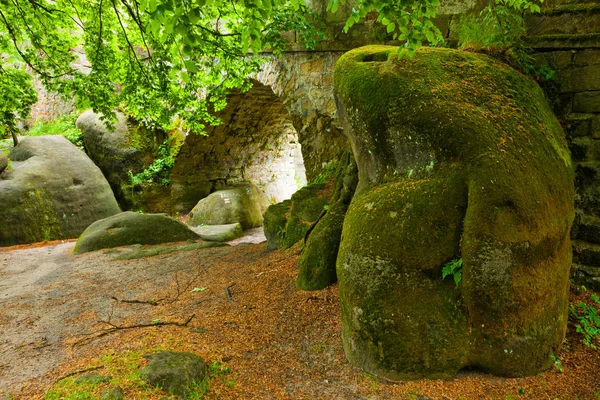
[0, 130, 269, 250]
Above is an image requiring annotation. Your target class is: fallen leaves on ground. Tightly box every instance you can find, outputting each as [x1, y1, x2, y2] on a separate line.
[5, 242, 600, 399]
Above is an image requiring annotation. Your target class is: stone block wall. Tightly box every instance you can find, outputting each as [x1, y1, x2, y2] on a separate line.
[168, 82, 305, 214]
[526, 3, 600, 290]
[255, 52, 349, 181]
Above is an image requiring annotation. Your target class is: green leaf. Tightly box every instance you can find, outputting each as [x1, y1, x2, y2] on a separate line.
[180, 71, 190, 83]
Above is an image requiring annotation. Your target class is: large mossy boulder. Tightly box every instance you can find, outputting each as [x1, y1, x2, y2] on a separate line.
[334, 46, 574, 379]
[263, 183, 330, 250]
[187, 184, 265, 229]
[296, 151, 358, 290]
[263, 200, 291, 250]
[73, 211, 199, 254]
[0, 136, 120, 246]
[140, 351, 207, 399]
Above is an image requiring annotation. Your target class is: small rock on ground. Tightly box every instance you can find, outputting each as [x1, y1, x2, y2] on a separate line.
[140, 351, 207, 399]
[100, 386, 125, 400]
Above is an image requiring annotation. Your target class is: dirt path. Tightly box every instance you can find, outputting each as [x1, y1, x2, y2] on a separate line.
[0, 230, 264, 396]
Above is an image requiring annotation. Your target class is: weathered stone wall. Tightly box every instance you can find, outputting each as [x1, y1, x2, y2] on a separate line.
[168, 81, 305, 213]
[255, 52, 349, 180]
[524, 2, 600, 290]
[25, 73, 74, 126]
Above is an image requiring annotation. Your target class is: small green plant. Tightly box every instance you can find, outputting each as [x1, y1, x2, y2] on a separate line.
[187, 361, 233, 398]
[457, 0, 541, 51]
[550, 353, 563, 373]
[26, 113, 85, 150]
[128, 139, 176, 186]
[209, 361, 232, 376]
[442, 258, 463, 286]
[311, 160, 338, 185]
[570, 292, 600, 349]
[455, 0, 554, 82]
[45, 350, 156, 399]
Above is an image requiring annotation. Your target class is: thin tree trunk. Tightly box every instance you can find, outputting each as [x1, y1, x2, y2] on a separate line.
[10, 130, 18, 146]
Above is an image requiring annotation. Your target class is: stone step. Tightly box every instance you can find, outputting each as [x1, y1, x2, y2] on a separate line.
[574, 212, 600, 244]
[527, 6, 600, 38]
[573, 240, 600, 266]
[571, 263, 600, 292]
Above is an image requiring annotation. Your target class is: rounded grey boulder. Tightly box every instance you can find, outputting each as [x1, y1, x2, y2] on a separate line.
[73, 211, 200, 254]
[188, 184, 265, 229]
[0, 136, 120, 246]
[76, 109, 167, 208]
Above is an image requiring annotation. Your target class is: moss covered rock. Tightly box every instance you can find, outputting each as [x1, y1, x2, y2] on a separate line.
[263, 184, 331, 251]
[263, 200, 291, 250]
[73, 212, 199, 254]
[0, 136, 120, 246]
[334, 46, 574, 379]
[140, 351, 207, 399]
[281, 184, 330, 249]
[76, 110, 165, 208]
[187, 184, 265, 229]
[296, 150, 358, 290]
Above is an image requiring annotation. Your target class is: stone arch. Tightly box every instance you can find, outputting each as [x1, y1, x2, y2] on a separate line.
[254, 52, 350, 180]
[168, 80, 307, 213]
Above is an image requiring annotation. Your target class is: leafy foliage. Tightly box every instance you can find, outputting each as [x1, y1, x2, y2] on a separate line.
[456, 0, 555, 82]
[0, 0, 324, 136]
[570, 292, 600, 349]
[0, 64, 37, 143]
[442, 258, 463, 286]
[550, 353, 563, 373]
[457, 0, 542, 51]
[0, 0, 478, 137]
[128, 139, 177, 186]
[328, 0, 443, 56]
[26, 113, 85, 150]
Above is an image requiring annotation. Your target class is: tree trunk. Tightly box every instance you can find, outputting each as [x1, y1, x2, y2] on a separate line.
[10, 130, 18, 147]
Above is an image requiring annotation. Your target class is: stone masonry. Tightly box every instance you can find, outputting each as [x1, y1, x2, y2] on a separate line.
[525, 1, 600, 290]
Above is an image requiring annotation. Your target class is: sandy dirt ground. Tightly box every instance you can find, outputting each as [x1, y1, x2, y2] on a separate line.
[0, 229, 265, 397]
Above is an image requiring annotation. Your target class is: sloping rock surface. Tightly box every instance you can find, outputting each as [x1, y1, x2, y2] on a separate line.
[0, 136, 120, 246]
[188, 184, 265, 229]
[73, 212, 199, 254]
